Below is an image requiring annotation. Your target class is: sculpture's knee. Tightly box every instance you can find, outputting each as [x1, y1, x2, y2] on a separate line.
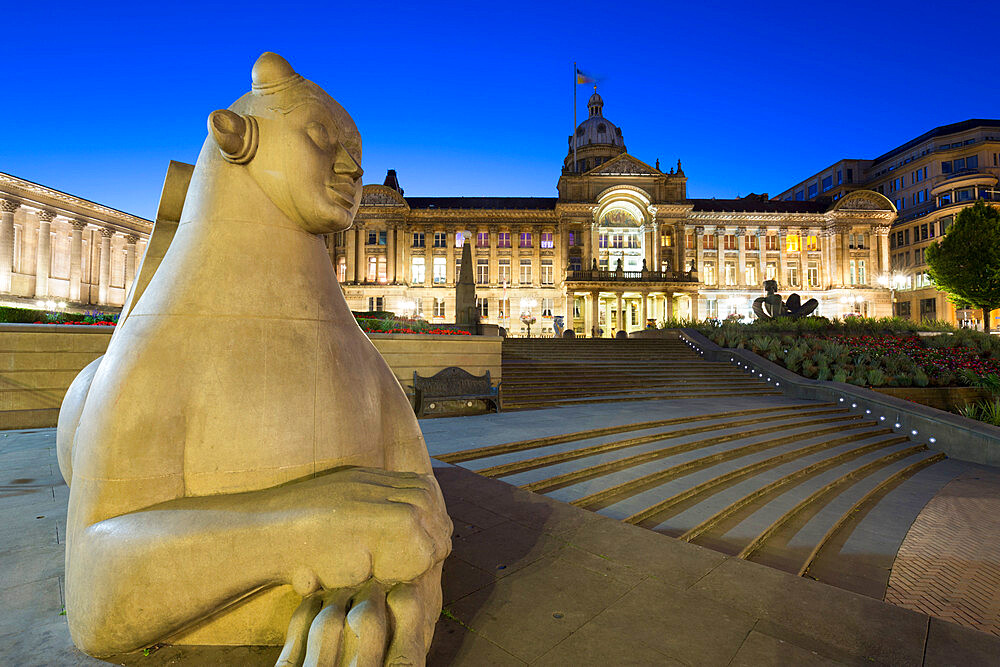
[56, 356, 103, 486]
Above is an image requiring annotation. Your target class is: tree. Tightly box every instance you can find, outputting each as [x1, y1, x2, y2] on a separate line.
[925, 201, 1000, 332]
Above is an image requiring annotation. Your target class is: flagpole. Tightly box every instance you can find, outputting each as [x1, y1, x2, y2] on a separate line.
[573, 61, 577, 173]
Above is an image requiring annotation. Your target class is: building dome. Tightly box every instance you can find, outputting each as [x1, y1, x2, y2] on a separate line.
[565, 89, 626, 171]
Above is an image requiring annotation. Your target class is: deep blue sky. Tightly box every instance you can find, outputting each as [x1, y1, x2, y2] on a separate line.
[3, 0, 997, 221]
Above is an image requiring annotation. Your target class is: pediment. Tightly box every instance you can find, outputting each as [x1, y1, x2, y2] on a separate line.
[588, 154, 660, 177]
[833, 190, 896, 212]
[360, 184, 408, 207]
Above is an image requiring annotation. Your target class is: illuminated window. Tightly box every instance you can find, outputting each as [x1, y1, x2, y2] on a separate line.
[541, 298, 553, 317]
[541, 232, 554, 249]
[498, 258, 510, 284]
[433, 256, 446, 284]
[745, 262, 757, 285]
[519, 232, 532, 248]
[786, 235, 801, 252]
[787, 262, 799, 286]
[476, 259, 488, 284]
[337, 257, 346, 282]
[703, 262, 716, 285]
[477, 231, 489, 247]
[433, 298, 445, 318]
[411, 257, 425, 283]
[367, 256, 377, 282]
[765, 262, 777, 281]
[599, 233, 608, 249]
[805, 235, 818, 251]
[477, 297, 489, 318]
[455, 232, 464, 248]
[661, 231, 672, 247]
[724, 262, 737, 286]
[807, 261, 819, 287]
[498, 232, 511, 248]
[541, 259, 553, 284]
[519, 258, 532, 284]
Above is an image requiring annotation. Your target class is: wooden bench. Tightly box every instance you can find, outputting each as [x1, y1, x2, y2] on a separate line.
[412, 367, 501, 417]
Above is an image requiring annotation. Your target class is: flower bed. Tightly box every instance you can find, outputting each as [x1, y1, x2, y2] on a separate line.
[701, 320, 1000, 389]
[353, 311, 471, 335]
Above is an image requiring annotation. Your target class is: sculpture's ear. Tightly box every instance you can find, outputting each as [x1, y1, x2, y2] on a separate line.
[208, 109, 258, 164]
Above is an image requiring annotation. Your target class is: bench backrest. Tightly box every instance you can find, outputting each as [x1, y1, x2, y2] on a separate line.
[413, 367, 492, 397]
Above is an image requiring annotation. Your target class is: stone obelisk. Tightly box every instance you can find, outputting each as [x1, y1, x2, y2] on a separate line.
[455, 231, 476, 325]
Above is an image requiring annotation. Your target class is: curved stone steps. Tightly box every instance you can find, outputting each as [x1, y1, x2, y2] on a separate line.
[435, 403, 832, 464]
[676, 435, 915, 543]
[501, 379, 773, 403]
[501, 386, 782, 410]
[473, 407, 851, 479]
[576, 424, 887, 519]
[502, 413, 864, 495]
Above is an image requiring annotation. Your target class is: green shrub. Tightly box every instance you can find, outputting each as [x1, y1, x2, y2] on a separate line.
[913, 369, 930, 387]
[833, 369, 849, 383]
[866, 368, 886, 386]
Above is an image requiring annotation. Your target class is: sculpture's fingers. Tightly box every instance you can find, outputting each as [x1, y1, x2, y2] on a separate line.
[275, 595, 324, 667]
[300, 599, 348, 667]
[385, 564, 443, 665]
[340, 582, 388, 667]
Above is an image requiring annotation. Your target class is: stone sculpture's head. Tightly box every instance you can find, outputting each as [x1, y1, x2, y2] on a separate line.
[763, 279, 778, 294]
[208, 52, 363, 234]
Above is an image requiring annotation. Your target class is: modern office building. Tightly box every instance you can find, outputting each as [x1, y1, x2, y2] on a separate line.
[776, 120, 1000, 327]
[336, 92, 895, 335]
[0, 172, 151, 309]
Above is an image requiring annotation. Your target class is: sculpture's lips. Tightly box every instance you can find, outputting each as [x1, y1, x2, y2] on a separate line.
[327, 182, 357, 209]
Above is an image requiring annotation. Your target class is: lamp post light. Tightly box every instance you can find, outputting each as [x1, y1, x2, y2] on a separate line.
[877, 272, 907, 318]
[399, 298, 416, 320]
[520, 297, 538, 338]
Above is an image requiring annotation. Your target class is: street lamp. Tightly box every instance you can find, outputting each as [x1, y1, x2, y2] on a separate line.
[399, 298, 416, 319]
[877, 272, 906, 317]
[519, 297, 538, 338]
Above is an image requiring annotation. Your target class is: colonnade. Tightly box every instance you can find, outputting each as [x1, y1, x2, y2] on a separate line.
[0, 198, 143, 306]
[568, 289, 688, 337]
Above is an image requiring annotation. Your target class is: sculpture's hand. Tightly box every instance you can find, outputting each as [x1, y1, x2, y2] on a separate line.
[286, 467, 452, 592]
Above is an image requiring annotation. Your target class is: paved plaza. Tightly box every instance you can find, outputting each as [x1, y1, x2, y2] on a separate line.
[4, 399, 1000, 664]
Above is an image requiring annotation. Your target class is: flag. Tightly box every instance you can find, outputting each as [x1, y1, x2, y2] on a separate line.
[576, 68, 595, 85]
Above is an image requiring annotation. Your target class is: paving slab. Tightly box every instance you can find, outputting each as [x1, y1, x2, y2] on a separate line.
[3, 426, 1000, 665]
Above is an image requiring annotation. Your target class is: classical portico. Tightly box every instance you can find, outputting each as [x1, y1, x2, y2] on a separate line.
[0, 172, 151, 308]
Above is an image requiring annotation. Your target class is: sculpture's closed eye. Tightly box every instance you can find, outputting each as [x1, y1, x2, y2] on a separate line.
[306, 122, 332, 152]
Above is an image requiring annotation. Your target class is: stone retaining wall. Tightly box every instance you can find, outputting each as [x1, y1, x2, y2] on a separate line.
[0, 325, 501, 430]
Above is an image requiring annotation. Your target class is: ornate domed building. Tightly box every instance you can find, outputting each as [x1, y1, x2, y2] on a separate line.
[331, 94, 896, 336]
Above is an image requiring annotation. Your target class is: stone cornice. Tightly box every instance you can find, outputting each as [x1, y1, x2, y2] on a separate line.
[0, 171, 151, 236]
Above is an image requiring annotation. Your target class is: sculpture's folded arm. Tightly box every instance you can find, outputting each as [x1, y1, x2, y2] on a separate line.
[67, 467, 451, 657]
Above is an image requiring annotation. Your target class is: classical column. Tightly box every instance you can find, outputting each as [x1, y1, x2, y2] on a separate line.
[564, 292, 573, 331]
[125, 234, 138, 294]
[345, 226, 356, 282]
[640, 291, 648, 327]
[755, 229, 766, 287]
[98, 228, 113, 305]
[736, 228, 747, 287]
[694, 227, 704, 277]
[355, 225, 366, 282]
[665, 293, 674, 320]
[35, 210, 54, 298]
[777, 230, 786, 289]
[70, 220, 85, 301]
[690, 293, 699, 321]
[867, 232, 877, 285]
[488, 225, 499, 285]
[397, 224, 408, 283]
[0, 199, 19, 292]
[877, 226, 890, 276]
[590, 222, 599, 267]
[589, 291, 599, 337]
[652, 220, 661, 271]
[555, 226, 565, 285]
[643, 225, 653, 271]
[386, 223, 396, 283]
[509, 227, 519, 288]
[616, 292, 624, 332]
[582, 223, 592, 268]
[716, 229, 724, 285]
[532, 227, 541, 287]
[445, 226, 456, 285]
[841, 227, 851, 286]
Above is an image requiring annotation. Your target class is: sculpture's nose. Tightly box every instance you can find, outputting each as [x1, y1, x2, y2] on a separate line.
[334, 142, 363, 181]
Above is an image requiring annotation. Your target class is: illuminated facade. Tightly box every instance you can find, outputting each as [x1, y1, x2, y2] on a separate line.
[333, 92, 898, 335]
[777, 119, 1000, 327]
[0, 172, 151, 309]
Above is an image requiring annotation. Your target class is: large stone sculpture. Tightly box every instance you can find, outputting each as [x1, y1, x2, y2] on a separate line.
[56, 52, 452, 665]
[752, 279, 818, 320]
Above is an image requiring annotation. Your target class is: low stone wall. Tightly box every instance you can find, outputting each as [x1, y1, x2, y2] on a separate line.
[680, 328, 1000, 468]
[873, 386, 992, 413]
[0, 325, 501, 430]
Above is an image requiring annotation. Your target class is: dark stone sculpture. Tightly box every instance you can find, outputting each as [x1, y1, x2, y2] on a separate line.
[752, 279, 818, 320]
